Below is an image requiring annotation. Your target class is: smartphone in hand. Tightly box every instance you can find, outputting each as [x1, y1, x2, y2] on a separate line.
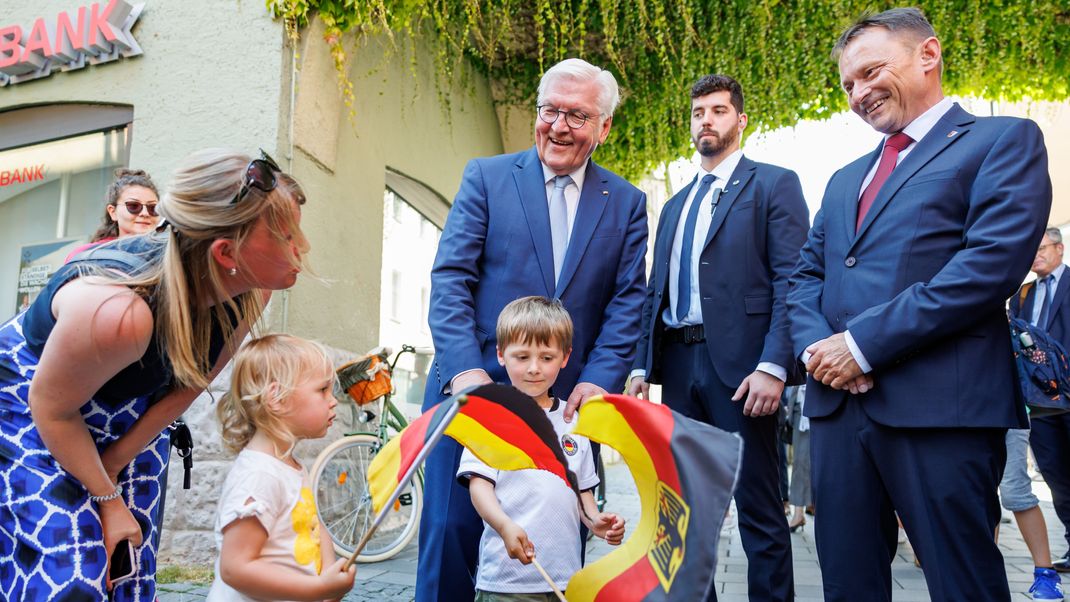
[110, 539, 136, 587]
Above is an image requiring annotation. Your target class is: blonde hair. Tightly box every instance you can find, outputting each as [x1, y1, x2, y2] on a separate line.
[217, 334, 334, 455]
[496, 296, 573, 351]
[86, 149, 310, 389]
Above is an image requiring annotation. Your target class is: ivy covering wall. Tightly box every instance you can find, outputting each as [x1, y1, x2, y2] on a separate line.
[267, 0, 1070, 181]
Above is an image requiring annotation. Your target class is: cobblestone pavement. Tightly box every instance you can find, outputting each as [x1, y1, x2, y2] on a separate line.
[159, 461, 1070, 601]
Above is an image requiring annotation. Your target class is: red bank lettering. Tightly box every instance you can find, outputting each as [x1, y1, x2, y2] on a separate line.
[0, 1, 142, 86]
[0, 26, 21, 69]
[0, 165, 47, 187]
[22, 18, 53, 60]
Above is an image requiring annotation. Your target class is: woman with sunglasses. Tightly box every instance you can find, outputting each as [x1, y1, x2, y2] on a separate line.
[0, 149, 312, 601]
[65, 168, 161, 262]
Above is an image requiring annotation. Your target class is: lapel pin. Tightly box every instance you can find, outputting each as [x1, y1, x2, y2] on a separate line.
[732, 180, 740, 186]
[947, 130, 958, 138]
[602, 190, 608, 196]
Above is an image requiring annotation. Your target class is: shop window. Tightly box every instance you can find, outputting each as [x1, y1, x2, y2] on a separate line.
[380, 170, 448, 412]
[1, 128, 130, 318]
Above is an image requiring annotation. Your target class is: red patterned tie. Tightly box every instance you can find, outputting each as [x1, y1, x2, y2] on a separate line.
[856, 132, 913, 232]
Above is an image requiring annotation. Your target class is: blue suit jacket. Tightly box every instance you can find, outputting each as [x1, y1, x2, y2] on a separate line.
[634, 156, 810, 387]
[788, 103, 1051, 428]
[424, 147, 648, 407]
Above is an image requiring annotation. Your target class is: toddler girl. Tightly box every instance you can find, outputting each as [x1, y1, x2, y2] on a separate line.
[207, 334, 355, 601]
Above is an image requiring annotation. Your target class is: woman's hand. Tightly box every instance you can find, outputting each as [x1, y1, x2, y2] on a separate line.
[98, 497, 142, 591]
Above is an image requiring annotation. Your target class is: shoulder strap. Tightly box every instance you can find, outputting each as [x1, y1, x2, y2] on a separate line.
[1020, 281, 1035, 307]
[70, 247, 152, 273]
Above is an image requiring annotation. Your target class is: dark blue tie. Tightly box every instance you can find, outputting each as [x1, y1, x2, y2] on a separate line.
[676, 174, 716, 322]
[1038, 275, 1056, 328]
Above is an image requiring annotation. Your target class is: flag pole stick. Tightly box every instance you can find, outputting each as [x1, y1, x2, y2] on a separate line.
[343, 394, 468, 570]
[531, 557, 567, 601]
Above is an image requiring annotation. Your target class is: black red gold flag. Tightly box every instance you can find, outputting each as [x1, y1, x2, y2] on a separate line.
[568, 394, 742, 601]
[367, 383, 579, 514]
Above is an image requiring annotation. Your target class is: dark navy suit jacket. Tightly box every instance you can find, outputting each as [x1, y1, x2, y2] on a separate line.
[634, 156, 810, 387]
[424, 146, 648, 407]
[788, 103, 1051, 428]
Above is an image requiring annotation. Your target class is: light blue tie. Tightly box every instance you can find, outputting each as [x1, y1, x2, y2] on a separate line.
[676, 174, 716, 322]
[550, 175, 572, 285]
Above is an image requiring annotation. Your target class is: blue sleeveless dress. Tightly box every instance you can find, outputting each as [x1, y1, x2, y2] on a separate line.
[0, 236, 226, 601]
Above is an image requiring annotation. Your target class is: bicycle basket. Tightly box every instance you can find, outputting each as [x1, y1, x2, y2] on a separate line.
[336, 353, 392, 406]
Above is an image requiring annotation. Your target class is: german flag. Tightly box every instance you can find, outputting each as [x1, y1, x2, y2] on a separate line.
[367, 383, 579, 514]
[567, 394, 742, 601]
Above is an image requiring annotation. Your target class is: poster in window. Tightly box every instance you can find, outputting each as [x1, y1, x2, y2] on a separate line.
[15, 239, 81, 313]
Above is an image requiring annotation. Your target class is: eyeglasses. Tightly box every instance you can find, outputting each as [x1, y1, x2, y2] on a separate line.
[537, 104, 598, 129]
[230, 149, 282, 205]
[123, 201, 158, 216]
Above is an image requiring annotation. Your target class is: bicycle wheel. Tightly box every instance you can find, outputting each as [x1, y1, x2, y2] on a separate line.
[311, 434, 423, 562]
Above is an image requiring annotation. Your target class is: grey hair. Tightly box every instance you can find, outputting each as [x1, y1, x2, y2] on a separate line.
[832, 7, 938, 60]
[537, 58, 621, 118]
[1046, 227, 1063, 244]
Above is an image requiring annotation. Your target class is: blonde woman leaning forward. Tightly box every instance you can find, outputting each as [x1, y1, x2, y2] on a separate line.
[0, 149, 310, 601]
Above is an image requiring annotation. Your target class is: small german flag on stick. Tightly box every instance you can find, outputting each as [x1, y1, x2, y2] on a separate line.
[351, 384, 581, 568]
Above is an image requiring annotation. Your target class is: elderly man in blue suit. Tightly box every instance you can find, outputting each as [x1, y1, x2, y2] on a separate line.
[788, 8, 1052, 601]
[629, 74, 809, 601]
[416, 58, 648, 601]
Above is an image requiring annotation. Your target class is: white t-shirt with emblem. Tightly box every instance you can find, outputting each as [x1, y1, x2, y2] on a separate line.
[457, 398, 600, 593]
[207, 449, 324, 601]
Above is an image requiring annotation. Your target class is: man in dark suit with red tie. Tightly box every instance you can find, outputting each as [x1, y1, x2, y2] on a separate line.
[788, 8, 1052, 601]
[630, 74, 809, 601]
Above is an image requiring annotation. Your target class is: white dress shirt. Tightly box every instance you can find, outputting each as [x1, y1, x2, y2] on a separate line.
[541, 163, 587, 248]
[632, 150, 786, 383]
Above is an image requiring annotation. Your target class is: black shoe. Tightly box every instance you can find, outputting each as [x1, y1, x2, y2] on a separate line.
[1052, 551, 1070, 573]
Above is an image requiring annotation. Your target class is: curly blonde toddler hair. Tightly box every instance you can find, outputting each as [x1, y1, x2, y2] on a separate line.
[217, 334, 334, 456]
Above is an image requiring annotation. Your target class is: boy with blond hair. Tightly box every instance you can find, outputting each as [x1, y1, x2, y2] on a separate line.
[457, 296, 625, 601]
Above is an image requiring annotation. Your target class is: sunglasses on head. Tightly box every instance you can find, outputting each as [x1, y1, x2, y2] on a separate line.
[230, 149, 282, 205]
[122, 201, 158, 216]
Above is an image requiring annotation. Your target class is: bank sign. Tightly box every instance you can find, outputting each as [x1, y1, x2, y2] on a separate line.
[0, 0, 144, 87]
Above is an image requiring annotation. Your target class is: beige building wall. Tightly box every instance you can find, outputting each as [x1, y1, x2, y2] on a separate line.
[162, 27, 505, 563]
[1001, 101, 1070, 227]
[283, 25, 504, 354]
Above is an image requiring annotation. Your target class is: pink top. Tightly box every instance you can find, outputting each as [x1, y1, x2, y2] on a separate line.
[64, 237, 116, 263]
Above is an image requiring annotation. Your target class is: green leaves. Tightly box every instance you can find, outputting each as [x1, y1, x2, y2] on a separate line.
[267, 0, 1070, 180]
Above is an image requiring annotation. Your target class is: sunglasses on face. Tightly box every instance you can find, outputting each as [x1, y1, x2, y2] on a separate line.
[231, 149, 282, 205]
[122, 201, 158, 216]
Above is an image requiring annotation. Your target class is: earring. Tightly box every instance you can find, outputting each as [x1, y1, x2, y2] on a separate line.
[228, 268, 237, 276]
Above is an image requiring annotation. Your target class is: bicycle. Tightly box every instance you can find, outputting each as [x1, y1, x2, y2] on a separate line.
[310, 345, 426, 563]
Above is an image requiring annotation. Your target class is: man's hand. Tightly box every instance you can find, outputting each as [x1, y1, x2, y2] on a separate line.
[805, 333, 864, 389]
[626, 375, 650, 400]
[564, 382, 607, 422]
[451, 369, 493, 394]
[732, 371, 785, 417]
[843, 374, 875, 394]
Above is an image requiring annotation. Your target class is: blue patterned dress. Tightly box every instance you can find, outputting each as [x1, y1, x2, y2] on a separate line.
[0, 239, 218, 601]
